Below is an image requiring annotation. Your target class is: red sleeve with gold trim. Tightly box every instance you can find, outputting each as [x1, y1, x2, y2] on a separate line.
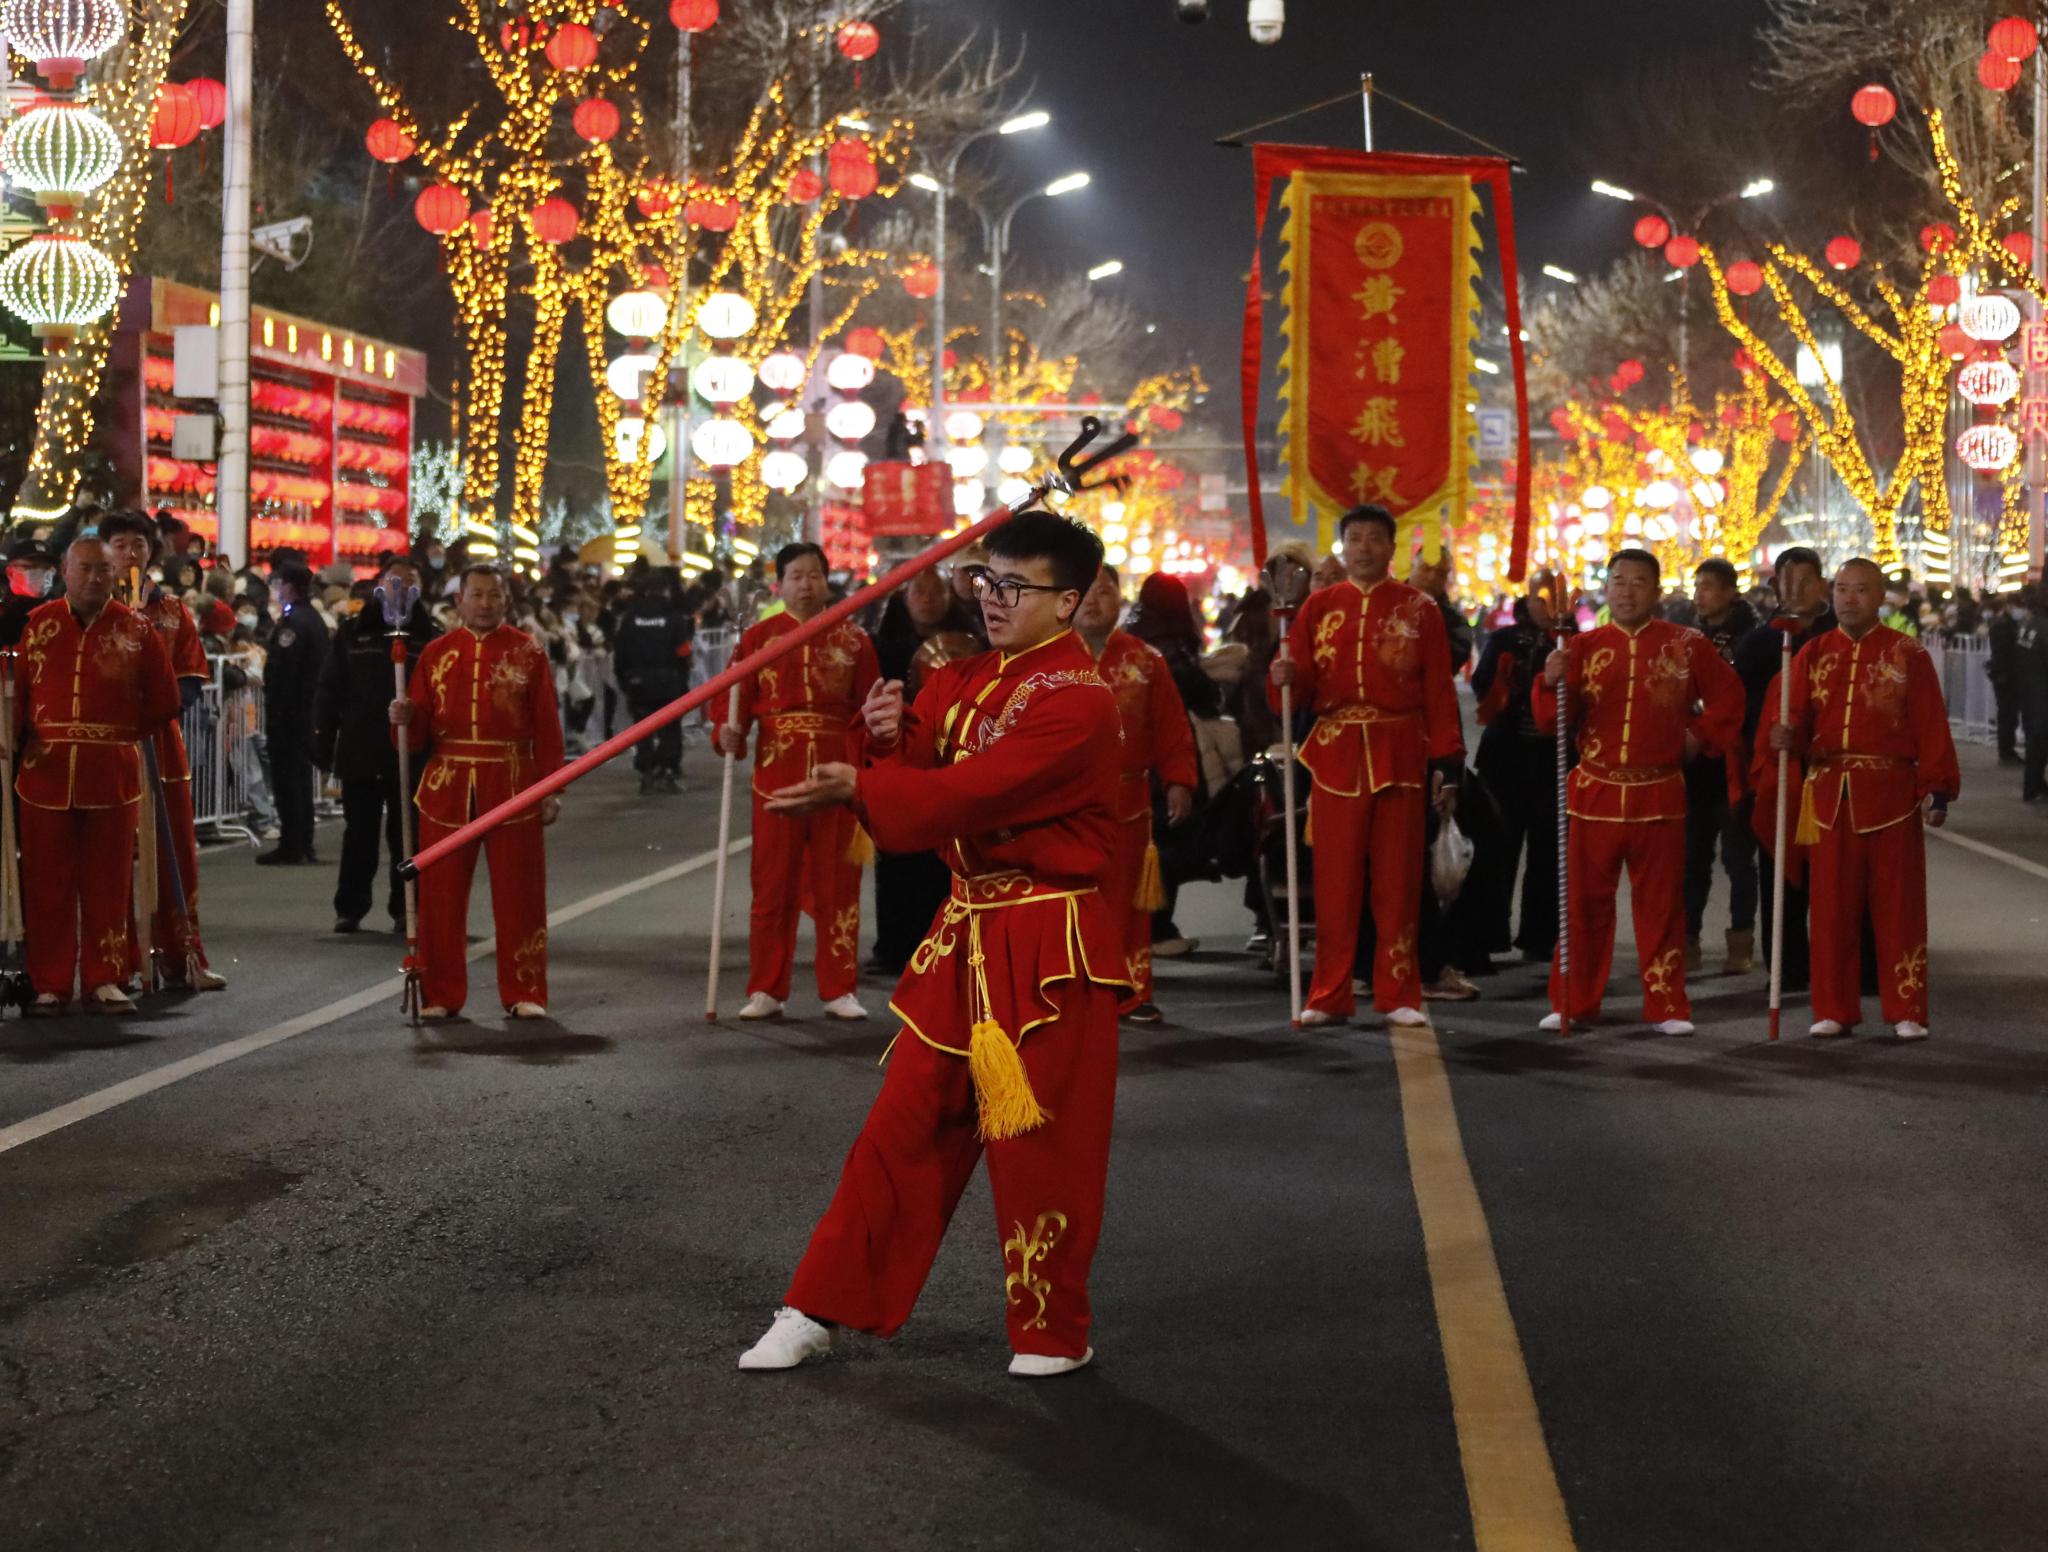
[1908, 642, 1959, 803]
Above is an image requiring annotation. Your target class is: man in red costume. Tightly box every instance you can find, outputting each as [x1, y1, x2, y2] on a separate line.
[714, 541, 879, 1022]
[392, 565, 563, 1021]
[1072, 564, 1197, 1023]
[1536, 548, 1744, 1033]
[100, 511, 226, 991]
[1764, 559, 1959, 1040]
[1267, 505, 1464, 1028]
[13, 537, 181, 1014]
[738, 513, 1128, 1378]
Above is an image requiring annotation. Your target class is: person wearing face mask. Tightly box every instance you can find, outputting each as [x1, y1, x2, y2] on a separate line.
[259, 562, 329, 866]
[1, 536, 58, 648]
[711, 542, 881, 1022]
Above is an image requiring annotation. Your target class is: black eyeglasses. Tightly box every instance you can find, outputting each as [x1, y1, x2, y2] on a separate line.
[966, 567, 1066, 609]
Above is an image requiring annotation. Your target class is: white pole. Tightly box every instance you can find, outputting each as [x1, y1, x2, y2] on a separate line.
[216, 0, 254, 568]
[393, 646, 422, 1022]
[1277, 612, 1304, 1026]
[705, 683, 741, 1020]
[1767, 630, 1793, 1040]
[667, 27, 691, 565]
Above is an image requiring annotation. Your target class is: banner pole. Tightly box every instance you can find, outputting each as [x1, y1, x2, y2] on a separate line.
[705, 683, 741, 1021]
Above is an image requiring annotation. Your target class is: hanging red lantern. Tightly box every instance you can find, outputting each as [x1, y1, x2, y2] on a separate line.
[1824, 235, 1862, 270]
[531, 196, 579, 245]
[1732, 347, 1756, 374]
[1146, 404, 1184, 433]
[1725, 260, 1764, 296]
[1600, 411, 1631, 441]
[1772, 411, 1799, 443]
[150, 82, 202, 149]
[636, 181, 674, 217]
[901, 259, 939, 299]
[2003, 230, 2035, 266]
[1631, 214, 1670, 249]
[827, 137, 877, 199]
[835, 19, 879, 61]
[670, 0, 719, 30]
[1990, 16, 2039, 61]
[786, 167, 824, 203]
[414, 182, 469, 236]
[469, 208, 494, 250]
[1850, 83, 1897, 126]
[1926, 273, 1962, 308]
[545, 22, 598, 72]
[682, 184, 740, 230]
[1938, 321, 1973, 358]
[1920, 222, 1957, 254]
[1663, 234, 1700, 269]
[1979, 50, 2023, 91]
[1615, 358, 1646, 386]
[845, 327, 885, 360]
[188, 77, 227, 131]
[365, 117, 414, 164]
[572, 97, 620, 143]
[642, 262, 673, 292]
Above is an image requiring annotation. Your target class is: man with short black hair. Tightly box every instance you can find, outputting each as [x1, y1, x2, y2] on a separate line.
[259, 560, 329, 866]
[1267, 505, 1464, 1027]
[737, 510, 1129, 1378]
[612, 566, 694, 794]
[1683, 557, 1759, 973]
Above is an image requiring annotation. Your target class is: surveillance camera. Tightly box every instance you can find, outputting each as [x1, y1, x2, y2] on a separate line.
[1174, 0, 1208, 21]
[251, 215, 313, 271]
[1247, 0, 1283, 43]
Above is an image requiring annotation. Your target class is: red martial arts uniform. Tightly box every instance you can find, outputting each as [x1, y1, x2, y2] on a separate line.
[1769, 624, 1959, 1028]
[785, 630, 1130, 1358]
[12, 599, 180, 999]
[1271, 578, 1463, 1016]
[1093, 629, 1199, 1009]
[400, 624, 564, 1014]
[713, 611, 878, 1003]
[1534, 620, 1743, 1022]
[139, 590, 210, 970]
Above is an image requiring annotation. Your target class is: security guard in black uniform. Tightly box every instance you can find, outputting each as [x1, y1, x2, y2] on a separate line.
[258, 561, 330, 865]
[611, 567, 694, 794]
[2018, 584, 2048, 804]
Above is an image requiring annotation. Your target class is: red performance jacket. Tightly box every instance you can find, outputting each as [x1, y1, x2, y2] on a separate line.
[399, 624, 565, 827]
[713, 611, 879, 797]
[1097, 628, 1199, 822]
[13, 599, 180, 810]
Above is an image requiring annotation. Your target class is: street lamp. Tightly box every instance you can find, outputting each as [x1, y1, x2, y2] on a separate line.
[1541, 263, 1580, 285]
[985, 170, 1090, 388]
[1590, 174, 1775, 379]
[1087, 259, 1124, 281]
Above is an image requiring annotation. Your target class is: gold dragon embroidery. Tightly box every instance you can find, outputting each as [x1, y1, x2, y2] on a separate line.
[1003, 1211, 1069, 1331]
[1893, 943, 1927, 1001]
[1313, 609, 1344, 669]
[1642, 947, 1685, 1000]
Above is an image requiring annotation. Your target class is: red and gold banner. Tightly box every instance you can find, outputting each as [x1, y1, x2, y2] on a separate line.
[1241, 147, 1532, 576]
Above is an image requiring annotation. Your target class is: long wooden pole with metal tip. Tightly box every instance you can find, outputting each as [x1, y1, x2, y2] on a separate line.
[705, 683, 741, 1021]
[1553, 578, 1572, 1039]
[1277, 608, 1304, 1027]
[392, 642, 422, 1025]
[1767, 627, 1794, 1041]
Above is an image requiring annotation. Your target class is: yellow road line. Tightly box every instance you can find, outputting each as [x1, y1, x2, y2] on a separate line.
[1391, 1022, 1577, 1552]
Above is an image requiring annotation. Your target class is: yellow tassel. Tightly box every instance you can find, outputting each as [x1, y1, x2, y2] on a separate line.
[968, 1018, 1050, 1140]
[845, 823, 877, 867]
[1303, 806, 1314, 847]
[1135, 840, 1167, 912]
[1794, 775, 1821, 848]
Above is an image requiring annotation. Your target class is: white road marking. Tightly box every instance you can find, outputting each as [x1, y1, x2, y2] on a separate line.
[0, 839, 750, 1159]
[1931, 825, 2048, 884]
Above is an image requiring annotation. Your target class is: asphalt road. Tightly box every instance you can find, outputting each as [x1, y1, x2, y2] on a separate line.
[1, 733, 2043, 1551]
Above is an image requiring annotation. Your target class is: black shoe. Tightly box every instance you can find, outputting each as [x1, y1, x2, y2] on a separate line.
[255, 849, 310, 867]
[334, 917, 361, 934]
[1122, 1002, 1165, 1024]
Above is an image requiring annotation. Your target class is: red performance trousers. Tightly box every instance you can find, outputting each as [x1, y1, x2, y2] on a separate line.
[748, 795, 859, 1003]
[1306, 783, 1425, 1016]
[417, 813, 548, 1014]
[1810, 813, 1929, 1028]
[785, 980, 1119, 1357]
[1099, 815, 1153, 1010]
[1549, 814, 1689, 1023]
[21, 802, 138, 999]
[150, 780, 206, 968]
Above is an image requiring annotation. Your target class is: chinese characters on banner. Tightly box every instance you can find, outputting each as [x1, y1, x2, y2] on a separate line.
[2020, 320, 2048, 447]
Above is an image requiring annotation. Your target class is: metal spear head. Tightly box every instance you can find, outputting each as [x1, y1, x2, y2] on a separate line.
[1262, 551, 1311, 608]
[374, 582, 420, 631]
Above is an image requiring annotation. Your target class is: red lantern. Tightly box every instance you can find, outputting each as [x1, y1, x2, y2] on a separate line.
[786, 167, 824, 203]
[636, 182, 674, 217]
[470, 209, 494, 250]
[836, 19, 879, 61]
[1926, 273, 1962, 308]
[572, 98, 620, 143]
[532, 196, 579, 245]
[642, 263, 673, 292]
[1979, 50, 2023, 91]
[670, 0, 718, 30]
[1990, 16, 2038, 61]
[1146, 404, 1184, 433]
[545, 22, 598, 72]
[414, 182, 469, 235]
[902, 260, 939, 299]
[188, 77, 227, 131]
[1664, 234, 1700, 269]
[1732, 347, 1756, 375]
[1938, 321, 1972, 358]
[365, 117, 414, 164]
[150, 82, 202, 149]
[1850, 83, 1897, 127]
[845, 327, 885, 360]
[1824, 235, 1862, 270]
[1631, 213, 1670, 249]
[1615, 358, 1646, 386]
[1920, 222, 1957, 254]
[1772, 412, 1799, 443]
[1725, 260, 1764, 296]
[500, 18, 537, 51]
[2003, 231, 2035, 266]
[827, 137, 877, 199]
[683, 185, 739, 230]
[1600, 411, 1631, 442]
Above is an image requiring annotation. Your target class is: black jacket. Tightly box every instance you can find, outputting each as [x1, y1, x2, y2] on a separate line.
[611, 597, 694, 695]
[264, 599, 330, 731]
[1733, 608, 1835, 747]
[314, 604, 439, 782]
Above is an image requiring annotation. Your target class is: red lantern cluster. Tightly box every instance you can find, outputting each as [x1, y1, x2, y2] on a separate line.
[786, 167, 824, 204]
[1824, 235, 1862, 270]
[1989, 16, 2039, 62]
[1772, 412, 1799, 444]
[366, 117, 414, 164]
[1938, 321, 1972, 358]
[670, 0, 719, 30]
[1850, 83, 1897, 127]
[1979, 51, 2023, 91]
[1725, 260, 1764, 297]
[901, 260, 939, 300]
[844, 327, 885, 360]
[414, 182, 469, 235]
[1926, 273, 1962, 308]
[546, 22, 598, 72]
[470, 209, 494, 250]
[828, 137, 877, 199]
[1663, 234, 1700, 269]
[150, 82, 202, 150]
[836, 19, 879, 61]
[532, 197, 579, 245]
[572, 97, 620, 143]
[1146, 404, 1184, 433]
[1614, 359, 1646, 386]
[188, 77, 227, 131]
[1920, 222, 1957, 254]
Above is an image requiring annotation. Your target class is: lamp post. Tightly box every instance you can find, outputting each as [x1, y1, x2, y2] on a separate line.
[974, 171, 1089, 478]
[1590, 176, 1774, 381]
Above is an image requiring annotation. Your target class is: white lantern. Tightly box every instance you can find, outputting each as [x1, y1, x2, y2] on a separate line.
[2, 0, 127, 88]
[758, 351, 806, 393]
[1621, 514, 1645, 536]
[765, 406, 807, 442]
[824, 351, 876, 392]
[0, 230, 117, 338]
[691, 354, 755, 405]
[1645, 514, 1678, 542]
[0, 100, 121, 209]
[1956, 422, 2020, 472]
[696, 290, 756, 341]
[946, 444, 990, 478]
[825, 450, 869, 490]
[943, 409, 985, 442]
[996, 444, 1035, 475]
[614, 415, 669, 465]
[1960, 294, 2022, 343]
[1580, 510, 1612, 535]
[1688, 446, 1725, 477]
[1691, 479, 1725, 509]
[606, 352, 657, 402]
[606, 289, 668, 339]
[1959, 358, 2021, 406]
[761, 449, 811, 492]
[1640, 479, 1680, 510]
[997, 477, 1033, 506]
[824, 399, 877, 441]
[691, 417, 752, 469]
[953, 478, 986, 517]
[1580, 484, 1612, 510]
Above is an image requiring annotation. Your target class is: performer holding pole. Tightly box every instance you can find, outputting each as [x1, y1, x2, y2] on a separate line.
[705, 682, 741, 1021]
[375, 575, 426, 1022]
[1551, 570, 1573, 1039]
[1262, 550, 1312, 1026]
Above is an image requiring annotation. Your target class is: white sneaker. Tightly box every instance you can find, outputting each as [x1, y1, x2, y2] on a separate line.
[1655, 1019, 1696, 1036]
[420, 1005, 454, 1022]
[1299, 1008, 1345, 1028]
[507, 1002, 547, 1019]
[87, 983, 135, 1014]
[738, 992, 784, 1020]
[1894, 1021, 1930, 1042]
[822, 994, 868, 1021]
[191, 967, 227, 991]
[1008, 1346, 1093, 1378]
[1385, 1005, 1430, 1027]
[1538, 1012, 1564, 1032]
[1809, 1019, 1846, 1038]
[737, 1306, 834, 1371]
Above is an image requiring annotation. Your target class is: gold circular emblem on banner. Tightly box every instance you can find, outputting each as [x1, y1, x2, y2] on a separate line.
[1354, 222, 1404, 270]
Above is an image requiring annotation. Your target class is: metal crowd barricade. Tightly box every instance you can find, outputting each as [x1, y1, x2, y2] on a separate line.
[684, 627, 737, 741]
[184, 658, 261, 843]
[1928, 634, 1996, 747]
